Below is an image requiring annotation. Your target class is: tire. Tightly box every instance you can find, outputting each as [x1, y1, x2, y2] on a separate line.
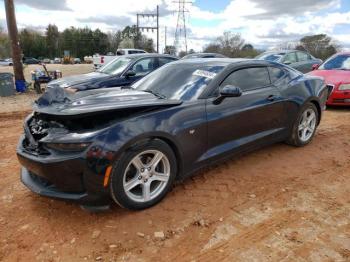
[110, 139, 177, 210]
[9, 63, 13, 66]
[34, 82, 42, 94]
[286, 102, 319, 147]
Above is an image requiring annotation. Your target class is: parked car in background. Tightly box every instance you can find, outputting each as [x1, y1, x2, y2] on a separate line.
[308, 52, 350, 106]
[54, 58, 61, 64]
[0, 58, 13, 66]
[93, 49, 147, 69]
[48, 54, 178, 92]
[18, 59, 328, 210]
[182, 53, 227, 59]
[256, 50, 322, 73]
[73, 58, 81, 64]
[23, 57, 40, 65]
[42, 58, 51, 64]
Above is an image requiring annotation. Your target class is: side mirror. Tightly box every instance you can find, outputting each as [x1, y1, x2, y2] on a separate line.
[214, 85, 242, 104]
[283, 60, 292, 65]
[125, 70, 136, 78]
[312, 64, 319, 70]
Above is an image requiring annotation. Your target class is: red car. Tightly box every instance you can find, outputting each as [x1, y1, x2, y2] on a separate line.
[308, 52, 350, 106]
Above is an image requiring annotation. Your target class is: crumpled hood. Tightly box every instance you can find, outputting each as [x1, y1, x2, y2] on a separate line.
[308, 70, 350, 86]
[33, 87, 182, 116]
[48, 72, 114, 88]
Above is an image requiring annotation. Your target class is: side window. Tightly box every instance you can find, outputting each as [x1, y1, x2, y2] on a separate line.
[283, 52, 297, 63]
[268, 67, 287, 83]
[158, 57, 176, 67]
[296, 52, 310, 62]
[131, 58, 156, 76]
[221, 67, 271, 92]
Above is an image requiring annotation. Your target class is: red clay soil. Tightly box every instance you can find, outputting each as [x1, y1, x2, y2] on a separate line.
[0, 108, 349, 261]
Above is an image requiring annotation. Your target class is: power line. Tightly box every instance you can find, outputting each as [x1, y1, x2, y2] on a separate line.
[136, 5, 159, 53]
[173, 0, 192, 54]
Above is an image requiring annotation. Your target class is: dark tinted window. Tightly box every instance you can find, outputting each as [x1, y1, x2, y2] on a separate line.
[221, 67, 271, 91]
[158, 57, 177, 66]
[268, 67, 286, 83]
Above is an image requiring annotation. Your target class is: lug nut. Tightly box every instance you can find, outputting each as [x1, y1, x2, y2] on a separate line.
[141, 168, 144, 172]
[138, 176, 142, 180]
[148, 167, 151, 171]
[144, 179, 148, 183]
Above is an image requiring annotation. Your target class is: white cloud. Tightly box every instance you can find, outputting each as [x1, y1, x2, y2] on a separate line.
[1, 0, 349, 52]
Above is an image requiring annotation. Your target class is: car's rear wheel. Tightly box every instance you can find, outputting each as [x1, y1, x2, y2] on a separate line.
[287, 103, 318, 146]
[110, 139, 177, 210]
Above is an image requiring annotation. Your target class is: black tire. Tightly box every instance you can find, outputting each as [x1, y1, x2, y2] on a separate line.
[286, 102, 319, 147]
[9, 63, 13, 66]
[110, 139, 177, 210]
[34, 82, 42, 94]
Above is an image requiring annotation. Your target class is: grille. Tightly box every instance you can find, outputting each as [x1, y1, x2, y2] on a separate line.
[326, 84, 334, 99]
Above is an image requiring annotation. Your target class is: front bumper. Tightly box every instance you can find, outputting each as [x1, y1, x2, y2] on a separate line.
[327, 89, 350, 106]
[17, 135, 111, 206]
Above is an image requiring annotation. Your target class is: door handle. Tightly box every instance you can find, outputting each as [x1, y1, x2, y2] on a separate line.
[267, 95, 276, 101]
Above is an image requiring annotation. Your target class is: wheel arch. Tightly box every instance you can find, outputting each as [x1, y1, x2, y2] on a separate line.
[114, 132, 184, 179]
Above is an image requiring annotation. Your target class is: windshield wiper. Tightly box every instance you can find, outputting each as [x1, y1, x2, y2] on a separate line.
[143, 90, 166, 99]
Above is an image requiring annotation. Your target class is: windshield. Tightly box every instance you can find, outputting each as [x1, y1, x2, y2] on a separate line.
[132, 64, 225, 101]
[319, 54, 350, 70]
[97, 57, 131, 75]
[257, 53, 284, 62]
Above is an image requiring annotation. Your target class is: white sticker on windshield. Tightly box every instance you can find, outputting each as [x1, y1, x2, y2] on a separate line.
[193, 69, 217, 79]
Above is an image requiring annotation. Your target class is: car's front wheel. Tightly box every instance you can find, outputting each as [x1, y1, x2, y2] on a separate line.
[287, 103, 319, 146]
[110, 139, 177, 210]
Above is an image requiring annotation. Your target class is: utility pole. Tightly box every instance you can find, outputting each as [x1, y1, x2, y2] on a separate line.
[164, 26, 167, 51]
[4, 0, 25, 82]
[136, 5, 160, 53]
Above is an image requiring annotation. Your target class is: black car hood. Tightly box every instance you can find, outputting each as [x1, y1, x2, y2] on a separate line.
[34, 87, 182, 116]
[48, 72, 115, 88]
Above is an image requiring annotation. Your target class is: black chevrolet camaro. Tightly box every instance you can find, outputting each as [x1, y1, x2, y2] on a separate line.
[17, 59, 328, 210]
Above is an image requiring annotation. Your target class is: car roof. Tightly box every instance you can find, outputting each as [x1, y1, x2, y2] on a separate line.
[124, 53, 178, 60]
[172, 58, 249, 66]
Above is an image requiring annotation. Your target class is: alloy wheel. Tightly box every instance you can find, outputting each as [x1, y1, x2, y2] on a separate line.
[122, 150, 170, 203]
[298, 108, 317, 142]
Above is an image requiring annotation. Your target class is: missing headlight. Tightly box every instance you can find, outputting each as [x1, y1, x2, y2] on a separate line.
[45, 142, 91, 152]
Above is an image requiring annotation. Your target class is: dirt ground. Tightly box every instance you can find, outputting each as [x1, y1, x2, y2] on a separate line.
[0, 67, 349, 261]
[0, 64, 93, 113]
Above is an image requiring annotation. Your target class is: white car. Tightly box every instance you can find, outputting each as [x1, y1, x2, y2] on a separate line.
[0, 58, 13, 66]
[93, 49, 147, 69]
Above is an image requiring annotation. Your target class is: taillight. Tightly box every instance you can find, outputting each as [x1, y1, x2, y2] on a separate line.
[101, 56, 104, 64]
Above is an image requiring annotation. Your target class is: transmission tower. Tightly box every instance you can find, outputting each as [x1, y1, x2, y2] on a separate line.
[173, 0, 192, 54]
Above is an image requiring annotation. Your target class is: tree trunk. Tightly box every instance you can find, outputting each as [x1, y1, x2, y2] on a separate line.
[4, 0, 25, 81]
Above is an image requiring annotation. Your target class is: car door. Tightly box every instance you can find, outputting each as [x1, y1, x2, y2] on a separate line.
[205, 66, 287, 161]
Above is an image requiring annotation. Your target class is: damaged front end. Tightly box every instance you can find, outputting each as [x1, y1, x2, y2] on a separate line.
[17, 87, 182, 206]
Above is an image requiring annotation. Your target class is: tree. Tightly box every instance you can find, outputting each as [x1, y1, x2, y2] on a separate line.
[299, 34, 340, 60]
[0, 26, 11, 58]
[46, 24, 59, 58]
[203, 32, 259, 58]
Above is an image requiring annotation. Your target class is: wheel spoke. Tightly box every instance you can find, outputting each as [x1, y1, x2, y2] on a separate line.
[149, 152, 163, 169]
[131, 156, 144, 171]
[142, 183, 151, 201]
[307, 112, 316, 124]
[302, 128, 308, 140]
[124, 177, 141, 192]
[298, 124, 304, 131]
[152, 172, 169, 182]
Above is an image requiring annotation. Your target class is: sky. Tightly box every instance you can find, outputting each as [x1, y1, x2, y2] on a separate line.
[0, 0, 350, 52]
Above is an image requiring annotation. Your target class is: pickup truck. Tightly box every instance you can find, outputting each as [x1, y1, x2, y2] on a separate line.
[93, 49, 147, 69]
